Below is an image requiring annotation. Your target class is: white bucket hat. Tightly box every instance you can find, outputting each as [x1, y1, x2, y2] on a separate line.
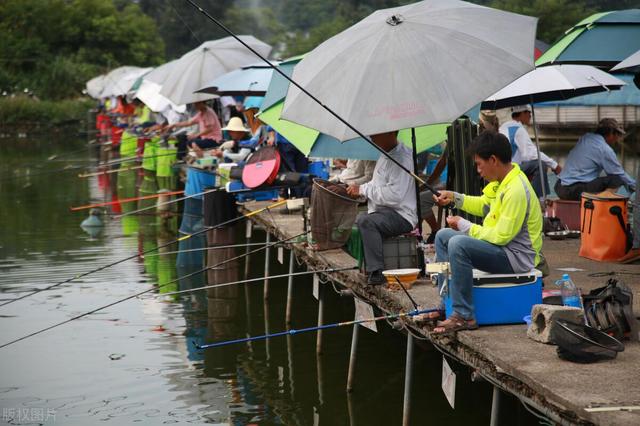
[511, 104, 532, 113]
[222, 117, 250, 133]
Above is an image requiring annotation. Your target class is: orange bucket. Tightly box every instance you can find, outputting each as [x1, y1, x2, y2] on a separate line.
[579, 191, 632, 261]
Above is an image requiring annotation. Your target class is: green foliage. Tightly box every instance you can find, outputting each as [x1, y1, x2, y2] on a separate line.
[0, 0, 165, 100]
[489, 0, 595, 43]
[0, 97, 95, 125]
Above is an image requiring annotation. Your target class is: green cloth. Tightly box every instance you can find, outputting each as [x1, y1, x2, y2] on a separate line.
[142, 137, 158, 171]
[120, 130, 138, 160]
[156, 146, 176, 177]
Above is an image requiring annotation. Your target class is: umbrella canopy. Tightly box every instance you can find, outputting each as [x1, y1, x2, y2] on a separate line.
[134, 80, 186, 113]
[537, 10, 640, 69]
[611, 49, 640, 73]
[534, 40, 549, 60]
[481, 65, 626, 110]
[160, 36, 272, 105]
[259, 101, 448, 160]
[260, 55, 304, 111]
[196, 62, 280, 96]
[86, 75, 106, 99]
[101, 66, 152, 98]
[281, 0, 537, 141]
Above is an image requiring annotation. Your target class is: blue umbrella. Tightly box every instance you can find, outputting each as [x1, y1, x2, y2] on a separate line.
[196, 62, 280, 96]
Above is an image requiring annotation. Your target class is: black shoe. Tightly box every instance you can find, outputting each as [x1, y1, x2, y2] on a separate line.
[425, 233, 436, 244]
[367, 270, 386, 286]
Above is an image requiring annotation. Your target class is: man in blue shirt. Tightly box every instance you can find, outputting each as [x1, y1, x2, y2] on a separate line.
[555, 118, 635, 200]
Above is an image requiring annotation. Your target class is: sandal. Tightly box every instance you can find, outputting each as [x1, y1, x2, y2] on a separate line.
[432, 313, 478, 334]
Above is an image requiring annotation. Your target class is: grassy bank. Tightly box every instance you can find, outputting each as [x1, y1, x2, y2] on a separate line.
[0, 97, 95, 127]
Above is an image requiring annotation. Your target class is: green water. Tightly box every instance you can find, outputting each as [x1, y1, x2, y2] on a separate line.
[0, 134, 539, 425]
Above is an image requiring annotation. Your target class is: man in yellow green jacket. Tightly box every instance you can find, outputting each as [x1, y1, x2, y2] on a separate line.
[431, 131, 543, 333]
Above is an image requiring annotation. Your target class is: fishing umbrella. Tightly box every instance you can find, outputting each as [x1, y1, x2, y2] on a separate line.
[160, 36, 272, 106]
[537, 10, 640, 69]
[101, 66, 152, 98]
[86, 75, 106, 99]
[611, 48, 640, 73]
[196, 62, 280, 96]
[135, 80, 186, 113]
[534, 40, 549, 61]
[482, 64, 626, 198]
[281, 0, 537, 142]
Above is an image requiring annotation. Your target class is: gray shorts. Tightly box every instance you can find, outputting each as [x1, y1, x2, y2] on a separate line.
[419, 190, 436, 218]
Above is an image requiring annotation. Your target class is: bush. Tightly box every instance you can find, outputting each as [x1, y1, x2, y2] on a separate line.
[0, 97, 95, 125]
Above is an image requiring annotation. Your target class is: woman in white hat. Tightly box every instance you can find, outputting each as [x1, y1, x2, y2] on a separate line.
[215, 117, 253, 162]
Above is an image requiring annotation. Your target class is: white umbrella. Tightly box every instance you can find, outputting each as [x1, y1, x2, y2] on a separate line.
[281, 0, 537, 141]
[86, 75, 106, 99]
[144, 59, 179, 85]
[482, 64, 626, 199]
[160, 36, 272, 105]
[611, 49, 640, 73]
[101, 66, 152, 98]
[134, 80, 186, 114]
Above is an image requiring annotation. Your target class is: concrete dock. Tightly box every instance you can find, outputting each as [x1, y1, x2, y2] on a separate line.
[240, 200, 640, 426]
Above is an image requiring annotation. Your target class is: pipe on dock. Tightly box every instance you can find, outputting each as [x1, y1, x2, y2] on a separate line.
[263, 232, 271, 300]
[346, 323, 360, 392]
[490, 385, 502, 426]
[286, 249, 295, 325]
[402, 334, 414, 426]
[316, 280, 325, 355]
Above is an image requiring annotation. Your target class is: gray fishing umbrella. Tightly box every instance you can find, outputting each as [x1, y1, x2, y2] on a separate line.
[482, 64, 626, 199]
[196, 62, 280, 96]
[101, 66, 152, 98]
[160, 36, 272, 105]
[86, 75, 106, 99]
[281, 0, 537, 142]
[611, 49, 640, 73]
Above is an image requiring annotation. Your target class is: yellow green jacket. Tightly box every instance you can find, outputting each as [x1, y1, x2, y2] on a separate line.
[457, 164, 543, 272]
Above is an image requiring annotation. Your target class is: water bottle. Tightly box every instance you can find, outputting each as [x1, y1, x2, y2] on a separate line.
[555, 274, 582, 309]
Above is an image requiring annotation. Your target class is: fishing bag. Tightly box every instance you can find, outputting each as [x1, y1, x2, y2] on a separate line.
[310, 179, 362, 251]
[579, 192, 631, 261]
[583, 278, 639, 342]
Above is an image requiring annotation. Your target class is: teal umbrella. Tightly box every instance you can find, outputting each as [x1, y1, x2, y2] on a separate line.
[537, 10, 640, 69]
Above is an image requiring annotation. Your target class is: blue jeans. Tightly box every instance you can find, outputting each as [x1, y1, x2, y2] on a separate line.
[435, 228, 514, 320]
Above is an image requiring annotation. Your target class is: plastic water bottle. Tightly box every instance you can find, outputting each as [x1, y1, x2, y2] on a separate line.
[555, 274, 582, 309]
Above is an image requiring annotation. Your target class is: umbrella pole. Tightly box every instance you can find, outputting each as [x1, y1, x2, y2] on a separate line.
[530, 102, 547, 200]
[411, 128, 426, 276]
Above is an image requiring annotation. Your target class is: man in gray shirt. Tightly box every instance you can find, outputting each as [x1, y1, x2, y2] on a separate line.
[347, 131, 417, 285]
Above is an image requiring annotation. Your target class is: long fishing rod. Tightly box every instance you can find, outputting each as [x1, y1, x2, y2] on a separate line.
[143, 241, 267, 257]
[112, 187, 219, 219]
[78, 165, 143, 178]
[0, 164, 88, 182]
[0, 199, 287, 308]
[99, 151, 181, 167]
[0, 230, 306, 349]
[47, 139, 99, 161]
[196, 308, 436, 350]
[70, 190, 184, 211]
[185, 0, 440, 197]
[158, 267, 357, 297]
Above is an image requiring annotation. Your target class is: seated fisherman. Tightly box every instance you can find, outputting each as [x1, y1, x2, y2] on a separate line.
[429, 131, 543, 333]
[330, 159, 376, 185]
[169, 101, 222, 156]
[555, 118, 635, 200]
[499, 105, 561, 198]
[418, 144, 448, 243]
[214, 117, 253, 163]
[347, 131, 417, 286]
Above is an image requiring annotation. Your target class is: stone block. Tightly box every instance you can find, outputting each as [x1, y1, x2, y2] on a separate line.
[527, 304, 584, 344]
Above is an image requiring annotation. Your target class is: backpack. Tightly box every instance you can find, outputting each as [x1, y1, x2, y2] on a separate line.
[583, 278, 639, 341]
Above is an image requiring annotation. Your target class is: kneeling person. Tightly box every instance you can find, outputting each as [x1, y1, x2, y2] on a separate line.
[347, 131, 417, 286]
[433, 131, 543, 333]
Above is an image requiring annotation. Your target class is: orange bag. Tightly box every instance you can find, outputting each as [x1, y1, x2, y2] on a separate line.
[579, 191, 632, 261]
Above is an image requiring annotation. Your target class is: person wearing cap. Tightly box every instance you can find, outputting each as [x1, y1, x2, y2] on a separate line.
[214, 117, 253, 163]
[499, 105, 561, 198]
[555, 118, 635, 200]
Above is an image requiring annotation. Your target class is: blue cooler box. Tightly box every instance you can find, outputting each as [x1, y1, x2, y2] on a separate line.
[444, 270, 542, 325]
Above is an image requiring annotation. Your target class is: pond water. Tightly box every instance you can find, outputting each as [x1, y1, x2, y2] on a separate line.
[0, 135, 544, 425]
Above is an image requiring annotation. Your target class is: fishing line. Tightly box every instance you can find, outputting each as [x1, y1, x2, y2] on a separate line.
[70, 190, 184, 211]
[196, 308, 437, 350]
[142, 241, 267, 257]
[112, 186, 219, 219]
[0, 199, 287, 308]
[157, 266, 357, 297]
[184, 0, 440, 197]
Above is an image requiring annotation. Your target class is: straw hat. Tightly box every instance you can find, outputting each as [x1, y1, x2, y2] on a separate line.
[222, 117, 249, 133]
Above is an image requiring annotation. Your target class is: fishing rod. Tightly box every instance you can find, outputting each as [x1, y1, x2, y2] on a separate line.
[0, 230, 306, 349]
[158, 267, 357, 297]
[78, 165, 143, 178]
[143, 241, 267, 257]
[185, 0, 440, 197]
[47, 139, 99, 160]
[0, 164, 88, 182]
[112, 187, 220, 220]
[196, 308, 437, 350]
[99, 151, 181, 167]
[70, 190, 185, 211]
[0, 199, 287, 308]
